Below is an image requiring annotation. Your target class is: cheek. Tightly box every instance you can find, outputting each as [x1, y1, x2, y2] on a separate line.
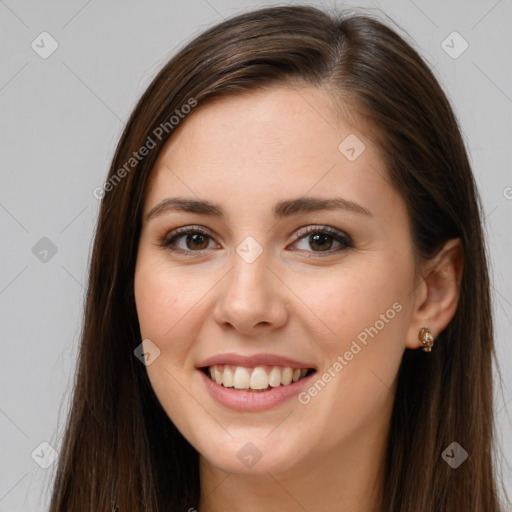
[134, 258, 209, 434]
[134, 254, 225, 384]
[134, 258, 200, 341]
[133, 264, 197, 398]
[297, 261, 410, 347]
[297, 258, 411, 409]
[294, 282, 408, 450]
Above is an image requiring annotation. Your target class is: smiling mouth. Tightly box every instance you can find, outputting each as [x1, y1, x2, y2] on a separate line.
[200, 365, 316, 392]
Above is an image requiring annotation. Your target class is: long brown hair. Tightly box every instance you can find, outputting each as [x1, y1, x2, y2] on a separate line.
[47, 5, 507, 511]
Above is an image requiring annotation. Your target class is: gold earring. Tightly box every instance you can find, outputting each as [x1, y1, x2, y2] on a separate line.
[418, 327, 434, 352]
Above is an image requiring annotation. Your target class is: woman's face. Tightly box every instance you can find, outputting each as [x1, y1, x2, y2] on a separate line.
[134, 85, 423, 477]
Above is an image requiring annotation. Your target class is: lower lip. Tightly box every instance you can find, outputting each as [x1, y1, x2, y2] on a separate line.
[198, 369, 315, 412]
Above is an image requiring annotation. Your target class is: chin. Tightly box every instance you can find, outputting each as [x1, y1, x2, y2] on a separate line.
[197, 435, 304, 477]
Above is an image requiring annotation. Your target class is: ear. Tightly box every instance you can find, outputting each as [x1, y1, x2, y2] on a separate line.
[405, 238, 464, 350]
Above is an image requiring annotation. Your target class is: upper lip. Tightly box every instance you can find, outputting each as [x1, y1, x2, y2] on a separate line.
[196, 352, 316, 370]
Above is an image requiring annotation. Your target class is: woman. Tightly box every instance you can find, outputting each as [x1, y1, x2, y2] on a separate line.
[48, 5, 507, 511]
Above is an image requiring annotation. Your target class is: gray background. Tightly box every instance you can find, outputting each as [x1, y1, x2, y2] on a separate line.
[0, 0, 511, 509]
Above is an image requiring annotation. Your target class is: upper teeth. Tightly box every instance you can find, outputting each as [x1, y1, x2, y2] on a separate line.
[208, 365, 309, 390]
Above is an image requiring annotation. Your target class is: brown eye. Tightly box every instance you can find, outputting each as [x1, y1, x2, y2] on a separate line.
[183, 233, 210, 250]
[159, 225, 352, 257]
[160, 227, 217, 253]
[291, 226, 353, 256]
[308, 233, 335, 251]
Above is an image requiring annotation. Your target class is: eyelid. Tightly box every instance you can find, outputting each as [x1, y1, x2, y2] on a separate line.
[159, 225, 219, 252]
[292, 225, 352, 245]
[159, 224, 353, 256]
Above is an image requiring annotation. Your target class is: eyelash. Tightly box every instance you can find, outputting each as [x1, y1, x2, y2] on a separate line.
[159, 225, 353, 257]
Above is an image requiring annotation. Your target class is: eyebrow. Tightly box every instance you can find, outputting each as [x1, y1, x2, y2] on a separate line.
[145, 196, 372, 222]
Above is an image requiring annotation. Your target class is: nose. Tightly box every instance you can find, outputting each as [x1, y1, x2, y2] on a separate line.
[212, 251, 289, 334]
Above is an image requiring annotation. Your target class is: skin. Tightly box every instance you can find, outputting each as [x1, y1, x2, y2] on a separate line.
[134, 85, 462, 512]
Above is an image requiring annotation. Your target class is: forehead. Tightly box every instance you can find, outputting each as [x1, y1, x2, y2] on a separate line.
[157, 86, 361, 167]
[143, 86, 397, 221]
